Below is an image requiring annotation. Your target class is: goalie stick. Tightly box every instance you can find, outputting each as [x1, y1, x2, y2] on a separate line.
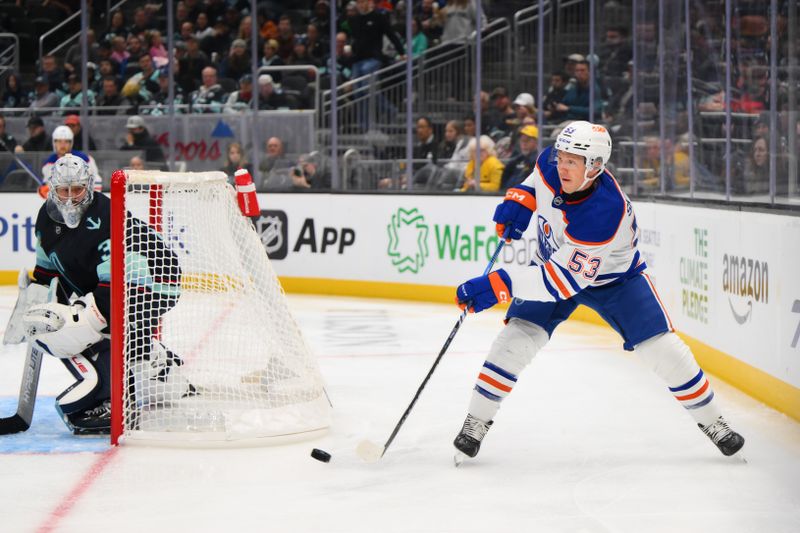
[0, 278, 59, 435]
[356, 234, 508, 463]
[0, 343, 46, 434]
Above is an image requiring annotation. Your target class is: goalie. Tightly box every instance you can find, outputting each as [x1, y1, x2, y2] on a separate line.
[8, 154, 186, 435]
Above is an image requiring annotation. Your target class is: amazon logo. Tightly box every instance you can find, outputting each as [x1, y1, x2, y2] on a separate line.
[722, 254, 768, 325]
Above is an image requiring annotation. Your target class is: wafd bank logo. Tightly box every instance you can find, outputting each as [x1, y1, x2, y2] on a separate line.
[387, 208, 429, 273]
[387, 207, 504, 274]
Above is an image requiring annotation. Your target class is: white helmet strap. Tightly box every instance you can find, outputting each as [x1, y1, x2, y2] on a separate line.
[576, 156, 603, 191]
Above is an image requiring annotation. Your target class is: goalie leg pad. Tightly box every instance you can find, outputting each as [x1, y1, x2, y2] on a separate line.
[635, 332, 721, 426]
[56, 354, 101, 415]
[468, 318, 549, 422]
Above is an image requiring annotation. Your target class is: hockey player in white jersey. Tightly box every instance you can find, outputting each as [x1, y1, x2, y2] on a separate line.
[453, 120, 744, 460]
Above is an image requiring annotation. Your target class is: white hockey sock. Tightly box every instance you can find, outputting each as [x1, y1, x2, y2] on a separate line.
[636, 332, 722, 427]
[468, 362, 518, 422]
[467, 318, 548, 422]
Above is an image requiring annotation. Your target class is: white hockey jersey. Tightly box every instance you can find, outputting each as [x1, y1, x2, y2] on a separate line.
[504, 145, 646, 302]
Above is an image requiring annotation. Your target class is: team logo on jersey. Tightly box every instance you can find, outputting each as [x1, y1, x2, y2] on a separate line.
[86, 217, 101, 230]
[537, 215, 557, 262]
[387, 207, 429, 274]
[257, 210, 288, 260]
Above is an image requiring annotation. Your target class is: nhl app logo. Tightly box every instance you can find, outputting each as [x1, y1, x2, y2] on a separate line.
[257, 210, 288, 260]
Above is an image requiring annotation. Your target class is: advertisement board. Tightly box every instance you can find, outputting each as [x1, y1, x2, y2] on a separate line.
[1, 192, 798, 396]
[632, 203, 800, 390]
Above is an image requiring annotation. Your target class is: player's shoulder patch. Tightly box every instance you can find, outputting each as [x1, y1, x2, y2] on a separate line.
[563, 175, 626, 246]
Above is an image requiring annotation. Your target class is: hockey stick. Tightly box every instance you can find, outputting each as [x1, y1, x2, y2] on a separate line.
[0, 343, 45, 434]
[0, 278, 58, 435]
[356, 234, 508, 463]
[0, 137, 45, 186]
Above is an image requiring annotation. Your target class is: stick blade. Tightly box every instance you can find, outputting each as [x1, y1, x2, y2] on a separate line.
[0, 414, 31, 435]
[356, 440, 385, 463]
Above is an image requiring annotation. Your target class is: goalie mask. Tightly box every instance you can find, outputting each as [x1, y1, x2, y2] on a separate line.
[551, 121, 612, 190]
[46, 154, 94, 229]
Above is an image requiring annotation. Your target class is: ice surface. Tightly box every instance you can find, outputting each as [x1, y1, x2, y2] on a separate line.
[0, 287, 798, 533]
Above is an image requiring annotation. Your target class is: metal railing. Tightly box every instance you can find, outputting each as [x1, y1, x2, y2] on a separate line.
[512, 1, 554, 106]
[319, 17, 512, 150]
[5, 0, 797, 205]
[39, 0, 129, 61]
[0, 33, 19, 80]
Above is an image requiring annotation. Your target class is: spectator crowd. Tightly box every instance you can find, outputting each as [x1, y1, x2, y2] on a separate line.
[0, 0, 796, 196]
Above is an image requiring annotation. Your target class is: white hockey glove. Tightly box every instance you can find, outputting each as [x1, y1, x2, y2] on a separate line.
[22, 293, 107, 358]
[3, 270, 52, 345]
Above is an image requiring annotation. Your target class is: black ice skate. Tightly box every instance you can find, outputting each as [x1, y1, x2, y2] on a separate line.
[699, 415, 745, 456]
[69, 400, 111, 436]
[454, 414, 493, 459]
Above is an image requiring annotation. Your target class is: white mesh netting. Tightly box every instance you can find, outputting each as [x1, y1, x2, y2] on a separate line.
[120, 171, 330, 444]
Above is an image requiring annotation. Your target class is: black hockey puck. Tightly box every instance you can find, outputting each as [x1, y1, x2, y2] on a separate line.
[311, 448, 331, 463]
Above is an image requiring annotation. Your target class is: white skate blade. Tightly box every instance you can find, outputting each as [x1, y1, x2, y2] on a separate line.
[731, 452, 748, 464]
[356, 440, 384, 463]
[454, 451, 467, 467]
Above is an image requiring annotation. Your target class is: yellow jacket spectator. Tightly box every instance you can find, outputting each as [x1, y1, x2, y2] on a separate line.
[462, 135, 504, 192]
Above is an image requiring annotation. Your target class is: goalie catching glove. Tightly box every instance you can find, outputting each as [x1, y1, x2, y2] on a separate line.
[456, 270, 513, 313]
[493, 185, 536, 242]
[22, 293, 107, 358]
[3, 269, 51, 345]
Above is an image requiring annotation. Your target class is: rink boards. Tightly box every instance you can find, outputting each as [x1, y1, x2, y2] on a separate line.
[1, 192, 798, 419]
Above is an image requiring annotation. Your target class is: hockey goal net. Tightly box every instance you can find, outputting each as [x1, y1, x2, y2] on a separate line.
[110, 169, 330, 445]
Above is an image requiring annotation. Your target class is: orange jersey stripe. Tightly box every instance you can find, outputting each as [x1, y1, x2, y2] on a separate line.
[674, 379, 710, 401]
[544, 262, 572, 299]
[478, 373, 513, 393]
